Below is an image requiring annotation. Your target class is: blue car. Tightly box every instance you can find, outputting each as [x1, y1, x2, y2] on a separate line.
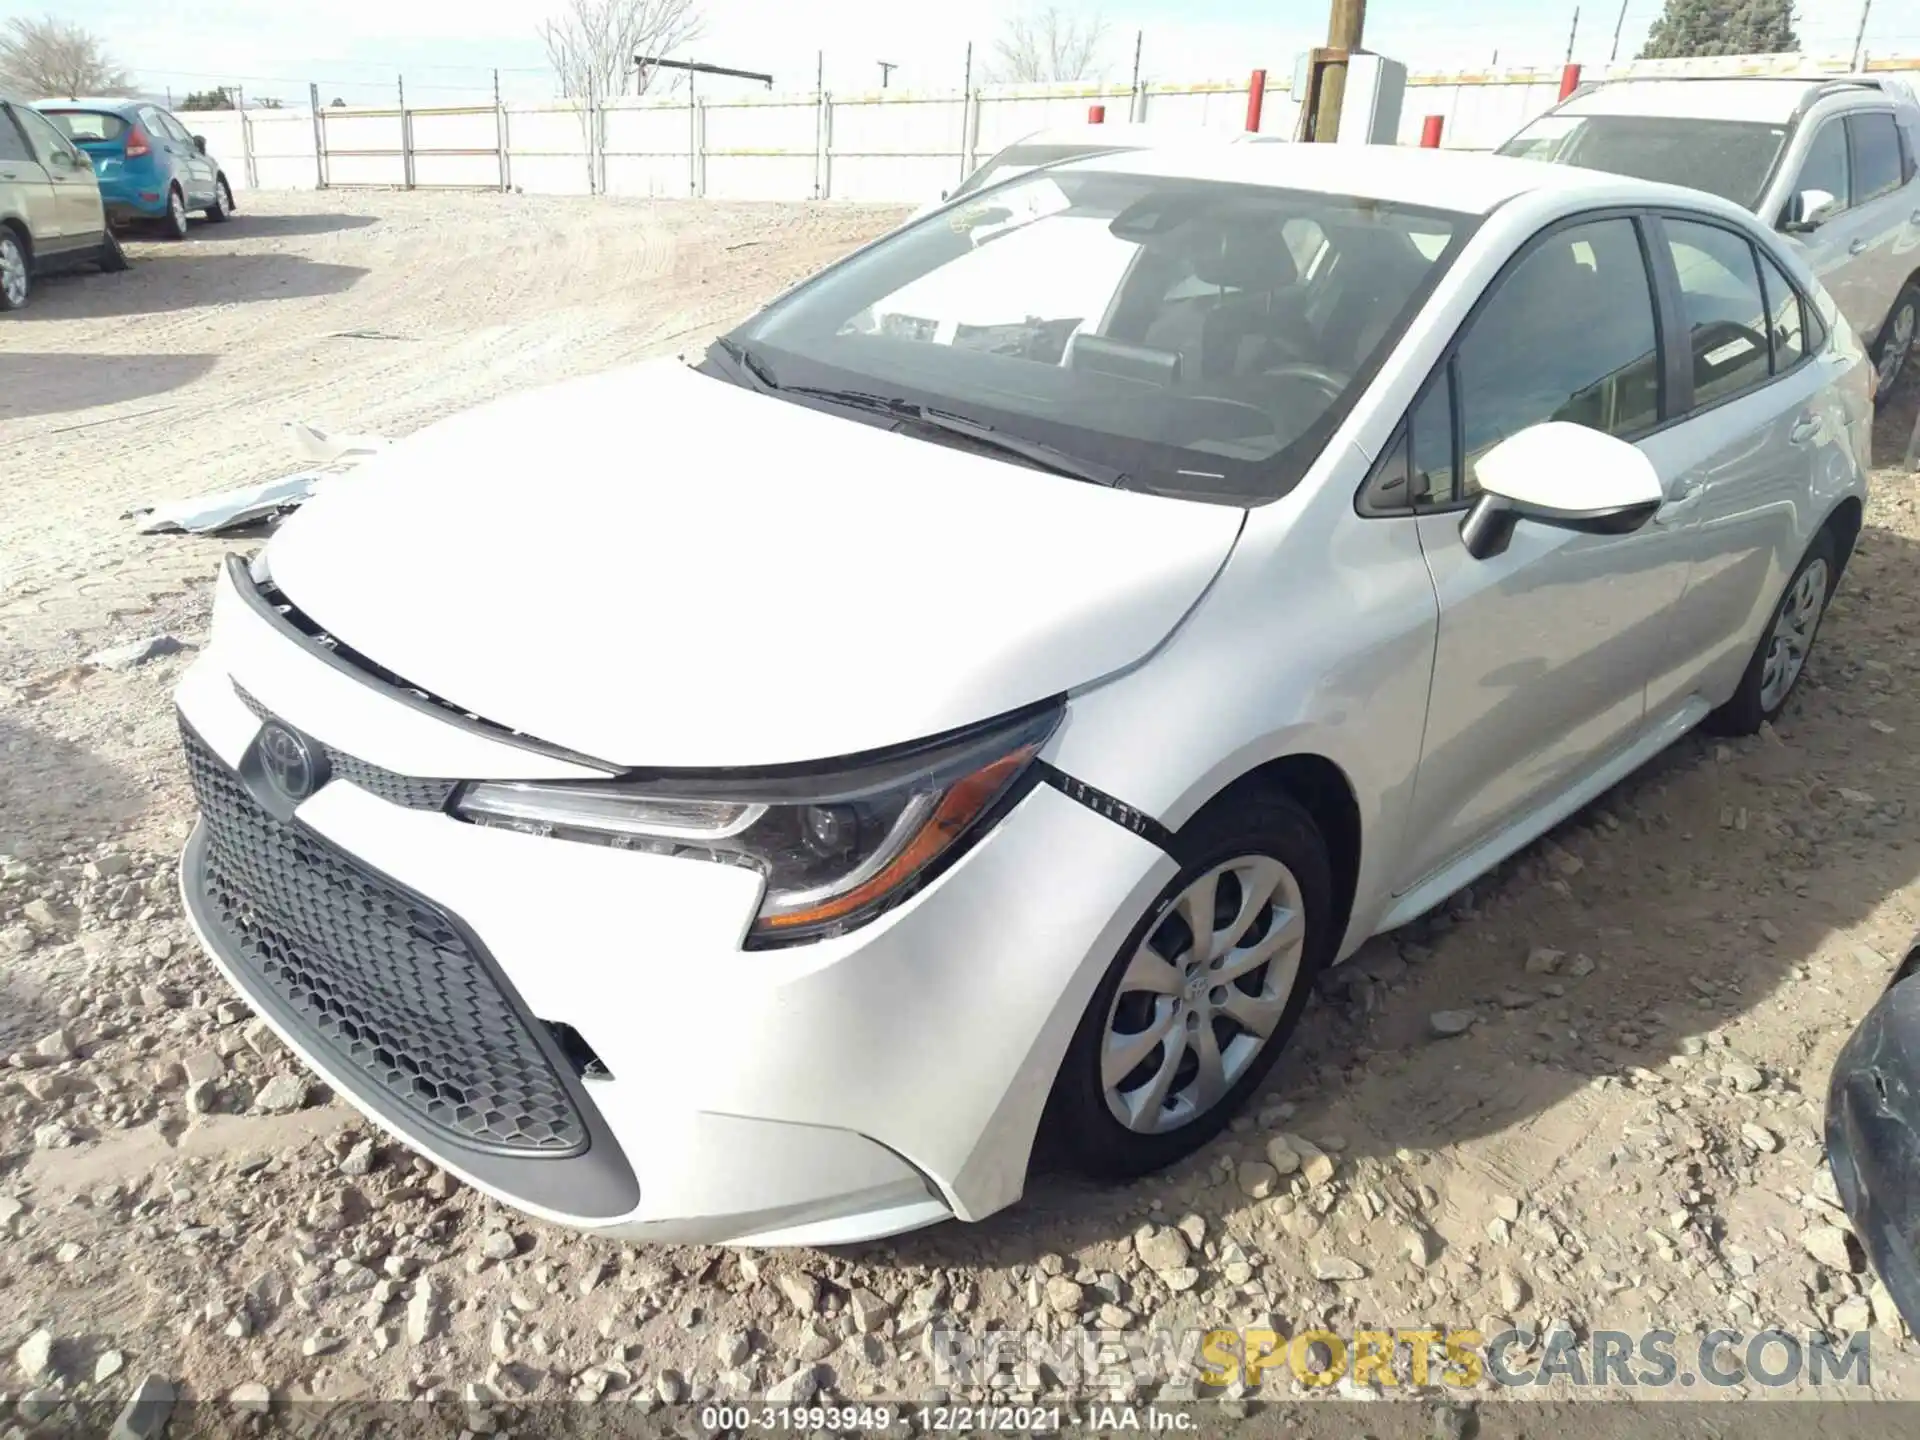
[33, 98, 233, 239]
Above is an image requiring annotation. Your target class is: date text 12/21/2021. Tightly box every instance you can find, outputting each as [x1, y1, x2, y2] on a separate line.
[695, 1406, 1192, 1433]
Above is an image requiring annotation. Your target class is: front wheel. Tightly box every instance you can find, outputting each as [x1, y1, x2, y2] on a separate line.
[206, 177, 234, 222]
[1874, 283, 1917, 403]
[1703, 530, 1838, 736]
[161, 186, 189, 240]
[0, 229, 28, 311]
[1046, 787, 1334, 1180]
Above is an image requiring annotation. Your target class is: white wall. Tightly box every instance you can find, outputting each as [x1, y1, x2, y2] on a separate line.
[183, 52, 1920, 203]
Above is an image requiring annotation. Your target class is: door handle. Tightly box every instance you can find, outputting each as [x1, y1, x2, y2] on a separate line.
[1849, 237, 1869, 255]
[1654, 482, 1703, 524]
[1789, 415, 1821, 444]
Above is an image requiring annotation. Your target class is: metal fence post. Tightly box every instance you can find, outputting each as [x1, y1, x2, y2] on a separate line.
[309, 82, 327, 189]
[694, 94, 707, 197]
[822, 93, 834, 199]
[963, 88, 982, 175]
[494, 68, 509, 192]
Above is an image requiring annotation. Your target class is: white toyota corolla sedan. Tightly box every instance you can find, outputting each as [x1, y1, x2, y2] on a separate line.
[175, 143, 1871, 1246]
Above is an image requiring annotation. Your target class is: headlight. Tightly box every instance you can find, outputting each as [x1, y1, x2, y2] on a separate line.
[452, 699, 1063, 946]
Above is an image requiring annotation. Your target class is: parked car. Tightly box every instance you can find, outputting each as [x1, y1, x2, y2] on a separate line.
[911, 121, 1285, 219]
[1827, 927, 1920, 1333]
[34, 97, 234, 239]
[0, 93, 126, 310]
[173, 143, 1870, 1245]
[1499, 75, 1920, 398]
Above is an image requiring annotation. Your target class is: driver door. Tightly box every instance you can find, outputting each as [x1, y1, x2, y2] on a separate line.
[1396, 214, 1694, 893]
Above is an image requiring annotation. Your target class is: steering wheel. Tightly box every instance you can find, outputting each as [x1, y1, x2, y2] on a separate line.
[1259, 362, 1350, 406]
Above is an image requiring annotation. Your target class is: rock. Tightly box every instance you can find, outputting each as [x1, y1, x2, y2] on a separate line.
[339, 1138, 376, 1176]
[85, 635, 186, 671]
[1292, 1136, 1337, 1188]
[1758, 919, 1783, 944]
[1831, 1295, 1872, 1332]
[767, 1365, 820, 1405]
[301, 1330, 342, 1357]
[15, 1327, 54, 1382]
[1493, 1195, 1522, 1223]
[1044, 1276, 1086, 1314]
[1723, 1061, 1765, 1093]
[110, 1374, 174, 1440]
[1406, 1228, 1441, 1269]
[17, 1389, 61, 1423]
[778, 1271, 821, 1315]
[1134, 1224, 1192, 1273]
[1869, 1277, 1908, 1338]
[230, 1382, 272, 1413]
[656, 1369, 688, 1403]
[1236, 1161, 1279, 1198]
[1430, 1010, 1477, 1038]
[254, 1073, 311, 1114]
[480, 1230, 518, 1262]
[1312, 1255, 1367, 1282]
[0, 923, 35, 956]
[406, 1275, 447, 1343]
[1741, 1123, 1780, 1153]
[1498, 1270, 1531, 1311]
[1803, 1225, 1861, 1272]
[185, 1079, 221, 1116]
[56, 1240, 84, 1263]
[1265, 1137, 1301, 1175]
[95, 1350, 126, 1382]
[181, 1051, 224, 1086]
[1161, 1267, 1201, 1292]
[1524, 947, 1563, 975]
[717, 1330, 752, 1367]
[847, 1288, 891, 1334]
[0, 1195, 27, 1235]
[33, 1028, 74, 1062]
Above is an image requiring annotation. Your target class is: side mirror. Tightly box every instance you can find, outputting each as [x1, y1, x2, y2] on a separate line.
[193, 135, 208, 153]
[1786, 187, 1838, 231]
[1458, 421, 1664, 561]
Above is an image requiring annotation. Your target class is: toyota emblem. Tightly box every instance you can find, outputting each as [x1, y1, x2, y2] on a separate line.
[257, 722, 320, 801]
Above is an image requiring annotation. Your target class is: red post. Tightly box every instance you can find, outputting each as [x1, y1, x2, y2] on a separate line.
[1420, 114, 1444, 148]
[1245, 68, 1267, 132]
[1560, 63, 1582, 100]
[1088, 103, 1106, 123]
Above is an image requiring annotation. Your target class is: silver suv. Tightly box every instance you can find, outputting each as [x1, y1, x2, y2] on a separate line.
[1501, 75, 1920, 397]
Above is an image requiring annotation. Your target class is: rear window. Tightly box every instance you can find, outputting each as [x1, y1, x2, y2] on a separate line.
[1499, 114, 1788, 209]
[40, 110, 127, 143]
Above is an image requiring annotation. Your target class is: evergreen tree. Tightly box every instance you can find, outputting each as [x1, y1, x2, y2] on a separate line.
[1640, 0, 1799, 59]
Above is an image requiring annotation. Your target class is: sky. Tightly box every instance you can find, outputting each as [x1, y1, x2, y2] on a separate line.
[2, 0, 1913, 109]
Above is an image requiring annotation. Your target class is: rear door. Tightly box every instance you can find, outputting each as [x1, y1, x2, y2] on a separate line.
[0, 104, 56, 245]
[13, 105, 101, 244]
[155, 109, 213, 203]
[1844, 109, 1914, 344]
[138, 105, 194, 203]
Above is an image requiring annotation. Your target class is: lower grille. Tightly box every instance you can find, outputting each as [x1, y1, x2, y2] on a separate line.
[181, 723, 587, 1157]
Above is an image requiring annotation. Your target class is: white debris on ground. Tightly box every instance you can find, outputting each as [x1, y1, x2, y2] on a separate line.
[1, 192, 1919, 1425]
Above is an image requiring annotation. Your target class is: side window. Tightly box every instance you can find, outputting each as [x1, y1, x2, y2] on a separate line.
[158, 110, 194, 144]
[138, 107, 169, 140]
[1754, 249, 1808, 370]
[1663, 219, 1771, 407]
[1849, 112, 1904, 205]
[13, 107, 77, 169]
[1357, 370, 1456, 513]
[1796, 119, 1852, 214]
[1456, 217, 1661, 497]
[1900, 115, 1919, 185]
[0, 108, 33, 166]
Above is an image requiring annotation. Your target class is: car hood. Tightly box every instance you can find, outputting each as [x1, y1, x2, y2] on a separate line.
[263, 360, 1245, 768]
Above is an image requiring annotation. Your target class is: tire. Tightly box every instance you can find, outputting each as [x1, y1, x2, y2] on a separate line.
[1046, 786, 1336, 1181]
[97, 229, 128, 273]
[1873, 282, 1917, 404]
[161, 185, 189, 240]
[1703, 529, 1839, 737]
[206, 176, 233, 222]
[0, 227, 28, 311]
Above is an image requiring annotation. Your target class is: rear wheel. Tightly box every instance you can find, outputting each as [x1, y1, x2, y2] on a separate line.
[0, 228, 29, 311]
[1046, 787, 1333, 1180]
[97, 229, 128, 273]
[161, 185, 189, 240]
[1875, 283, 1917, 403]
[206, 176, 234, 222]
[1703, 529, 1838, 736]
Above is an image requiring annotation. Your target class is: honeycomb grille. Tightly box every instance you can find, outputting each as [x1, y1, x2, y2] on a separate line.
[181, 723, 587, 1156]
[232, 683, 457, 812]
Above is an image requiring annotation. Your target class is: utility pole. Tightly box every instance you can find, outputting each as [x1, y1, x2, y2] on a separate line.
[1312, 0, 1366, 144]
[878, 61, 898, 88]
[1852, 0, 1874, 72]
[1609, 0, 1630, 63]
[1565, 7, 1581, 64]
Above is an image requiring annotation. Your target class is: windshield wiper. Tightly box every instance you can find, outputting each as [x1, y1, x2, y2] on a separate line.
[709, 336, 780, 392]
[782, 387, 1129, 489]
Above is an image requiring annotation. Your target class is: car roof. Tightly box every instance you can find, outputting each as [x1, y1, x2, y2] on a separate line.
[1558, 76, 1908, 124]
[32, 97, 142, 113]
[1060, 140, 1723, 217]
[1009, 122, 1272, 148]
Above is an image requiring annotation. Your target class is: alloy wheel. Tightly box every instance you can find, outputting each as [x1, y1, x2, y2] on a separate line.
[0, 235, 24, 307]
[1879, 298, 1916, 395]
[1759, 557, 1829, 713]
[1101, 854, 1307, 1134]
[169, 190, 187, 234]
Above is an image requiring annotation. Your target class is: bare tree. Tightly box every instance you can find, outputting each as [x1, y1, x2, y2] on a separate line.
[0, 15, 131, 98]
[988, 6, 1110, 84]
[538, 0, 703, 102]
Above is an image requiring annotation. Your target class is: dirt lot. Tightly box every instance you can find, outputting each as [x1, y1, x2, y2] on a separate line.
[3, 190, 1920, 1431]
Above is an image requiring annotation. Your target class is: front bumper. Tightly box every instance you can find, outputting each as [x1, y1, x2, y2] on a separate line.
[172, 559, 1171, 1244]
[1825, 934, 1920, 1332]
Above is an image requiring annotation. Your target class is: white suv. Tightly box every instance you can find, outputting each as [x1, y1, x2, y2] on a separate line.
[1502, 75, 1920, 396]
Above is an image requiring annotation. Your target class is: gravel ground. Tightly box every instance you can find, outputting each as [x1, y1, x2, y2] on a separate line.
[3, 190, 1920, 1431]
